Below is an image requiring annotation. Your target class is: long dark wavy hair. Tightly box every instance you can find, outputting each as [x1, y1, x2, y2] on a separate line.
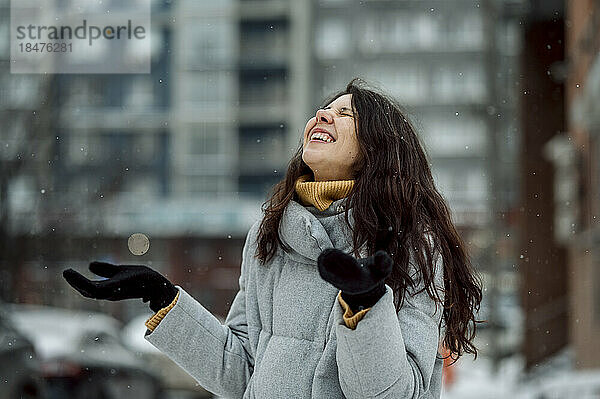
[254, 78, 483, 363]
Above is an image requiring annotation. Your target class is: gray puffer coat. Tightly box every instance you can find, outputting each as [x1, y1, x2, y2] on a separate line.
[145, 197, 445, 398]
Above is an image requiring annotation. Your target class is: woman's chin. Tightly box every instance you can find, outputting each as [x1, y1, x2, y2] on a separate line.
[302, 151, 328, 170]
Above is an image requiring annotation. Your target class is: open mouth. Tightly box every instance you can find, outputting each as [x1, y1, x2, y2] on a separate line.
[309, 131, 335, 143]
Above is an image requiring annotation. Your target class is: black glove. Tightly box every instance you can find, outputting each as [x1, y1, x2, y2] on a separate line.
[63, 262, 178, 313]
[317, 229, 394, 312]
[318, 249, 393, 312]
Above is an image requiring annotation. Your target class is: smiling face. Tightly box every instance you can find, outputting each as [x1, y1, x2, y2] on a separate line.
[302, 94, 361, 181]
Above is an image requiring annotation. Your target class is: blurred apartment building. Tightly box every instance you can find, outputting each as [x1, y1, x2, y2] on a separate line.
[518, 0, 569, 372]
[542, 0, 600, 370]
[1, 0, 525, 340]
[563, 0, 600, 370]
[518, 0, 600, 377]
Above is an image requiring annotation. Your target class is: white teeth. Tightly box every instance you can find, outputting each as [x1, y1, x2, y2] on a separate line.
[310, 132, 334, 143]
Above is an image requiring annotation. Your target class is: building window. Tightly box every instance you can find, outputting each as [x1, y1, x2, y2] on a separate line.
[188, 175, 221, 194]
[0, 20, 9, 56]
[359, 12, 439, 53]
[360, 14, 397, 53]
[64, 77, 103, 107]
[1, 116, 26, 161]
[320, 64, 350, 98]
[181, 71, 234, 110]
[432, 62, 486, 103]
[315, 18, 350, 59]
[4, 75, 40, 107]
[238, 173, 281, 197]
[67, 132, 108, 165]
[8, 175, 36, 213]
[239, 125, 286, 172]
[447, 10, 484, 50]
[127, 174, 160, 196]
[413, 13, 439, 50]
[387, 14, 416, 52]
[133, 134, 156, 163]
[185, 123, 233, 173]
[240, 19, 288, 65]
[433, 164, 488, 206]
[498, 20, 522, 57]
[191, 129, 220, 156]
[239, 70, 286, 105]
[543, 135, 579, 243]
[150, 27, 164, 61]
[126, 77, 154, 108]
[68, 175, 92, 196]
[421, 114, 487, 156]
[364, 63, 428, 104]
[182, 20, 235, 69]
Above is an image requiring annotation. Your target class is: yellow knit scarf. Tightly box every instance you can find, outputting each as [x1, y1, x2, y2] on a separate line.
[294, 174, 355, 211]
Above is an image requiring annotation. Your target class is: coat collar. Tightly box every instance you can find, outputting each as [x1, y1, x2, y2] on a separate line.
[279, 197, 367, 264]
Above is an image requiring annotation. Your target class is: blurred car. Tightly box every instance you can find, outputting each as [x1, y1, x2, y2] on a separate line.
[7, 304, 163, 399]
[0, 305, 46, 399]
[122, 314, 215, 399]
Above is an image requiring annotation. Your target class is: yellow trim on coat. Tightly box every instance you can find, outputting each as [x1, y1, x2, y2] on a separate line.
[337, 291, 371, 330]
[145, 291, 180, 332]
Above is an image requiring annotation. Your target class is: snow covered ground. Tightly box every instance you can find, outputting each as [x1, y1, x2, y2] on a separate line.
[442, 350, 600, 399]
[442, 354, 533, 398]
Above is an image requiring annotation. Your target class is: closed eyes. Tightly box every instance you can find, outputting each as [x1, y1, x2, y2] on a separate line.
[323, 106, 354, 117]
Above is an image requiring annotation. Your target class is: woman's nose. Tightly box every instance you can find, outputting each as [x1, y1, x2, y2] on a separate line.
[315, 108, 333, 124]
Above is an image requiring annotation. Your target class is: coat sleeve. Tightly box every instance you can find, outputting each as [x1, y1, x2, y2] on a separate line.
[143, 222, 258, 399]
[334, 250, 444, 399]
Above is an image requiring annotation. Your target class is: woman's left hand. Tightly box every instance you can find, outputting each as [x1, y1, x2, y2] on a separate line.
[317, 247, 393, 312]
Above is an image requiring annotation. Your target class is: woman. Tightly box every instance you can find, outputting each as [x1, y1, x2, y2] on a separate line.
[63, 78, 483, 398]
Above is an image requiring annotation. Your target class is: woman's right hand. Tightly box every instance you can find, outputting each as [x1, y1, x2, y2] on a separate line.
[63, 261, 178, 312]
